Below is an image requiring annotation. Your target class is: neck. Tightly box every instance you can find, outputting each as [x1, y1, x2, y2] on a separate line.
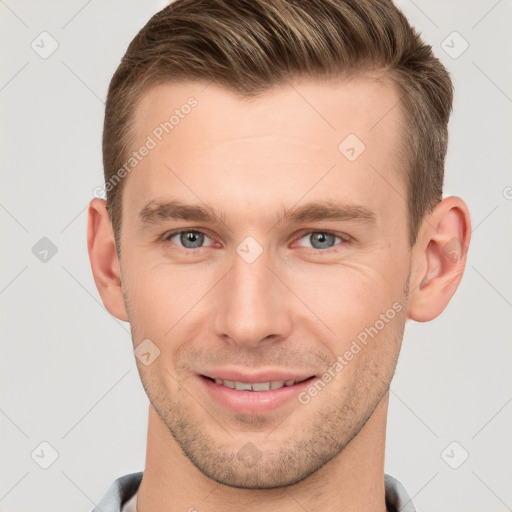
[136, 391, 390, 512]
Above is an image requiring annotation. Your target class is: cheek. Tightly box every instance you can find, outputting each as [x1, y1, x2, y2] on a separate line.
[123, 258, 217, 337]
[287, 259, 405, 336]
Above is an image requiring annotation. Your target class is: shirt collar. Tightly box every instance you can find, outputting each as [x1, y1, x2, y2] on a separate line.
[93, 471, 416, 512]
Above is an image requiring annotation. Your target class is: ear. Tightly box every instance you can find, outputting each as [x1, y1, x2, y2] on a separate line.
[87, 198, 128, 322]
[407, 196, 471, 322]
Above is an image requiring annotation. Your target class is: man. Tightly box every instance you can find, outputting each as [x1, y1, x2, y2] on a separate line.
[87, 0, 471, 510]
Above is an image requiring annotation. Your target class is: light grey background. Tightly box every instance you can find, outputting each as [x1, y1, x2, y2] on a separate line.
[1, 1, 511, 511]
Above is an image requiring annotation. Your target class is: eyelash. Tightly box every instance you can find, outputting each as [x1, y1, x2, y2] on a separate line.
[161, 229, 350, 253]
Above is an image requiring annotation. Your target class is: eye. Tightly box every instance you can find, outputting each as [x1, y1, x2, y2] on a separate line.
[163, 230, 215, 250]
[161, 229, 349, 253]
[295, 231, 348, 251]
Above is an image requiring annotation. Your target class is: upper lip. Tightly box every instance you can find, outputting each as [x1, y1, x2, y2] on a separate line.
[199, 368, 316, 383]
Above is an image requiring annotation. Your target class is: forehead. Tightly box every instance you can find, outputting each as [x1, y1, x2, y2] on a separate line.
[123, 76, 406, 229]
[133, 76, 402, 148]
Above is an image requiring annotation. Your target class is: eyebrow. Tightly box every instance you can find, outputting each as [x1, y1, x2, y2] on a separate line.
[137, 199, 377, 229]
[138, 200, 222, 226]
[275, 201, 376, 226]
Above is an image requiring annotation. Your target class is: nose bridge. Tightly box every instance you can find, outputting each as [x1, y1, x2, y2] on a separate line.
[213, 242, 292, 346]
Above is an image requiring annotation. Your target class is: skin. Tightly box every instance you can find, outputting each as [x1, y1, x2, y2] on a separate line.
[88, 76, 471, 512]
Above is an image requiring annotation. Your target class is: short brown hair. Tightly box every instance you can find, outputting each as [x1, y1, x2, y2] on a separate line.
[103, 0, 453, 252]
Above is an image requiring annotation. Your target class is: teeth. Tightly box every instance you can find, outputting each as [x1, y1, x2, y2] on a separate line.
[234, 381, 252, 391]
[251, 382, 271, 391]
[210, 377, 306, 391]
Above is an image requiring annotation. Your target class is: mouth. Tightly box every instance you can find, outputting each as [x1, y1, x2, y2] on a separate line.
[198, 374, 317, 415]
[201, 375, 315, 391]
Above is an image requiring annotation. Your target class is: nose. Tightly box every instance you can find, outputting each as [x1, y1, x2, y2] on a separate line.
[212, 243, 293, 348]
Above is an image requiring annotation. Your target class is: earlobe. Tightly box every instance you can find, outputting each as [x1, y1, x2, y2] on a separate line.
[87, 198, 128, 322]
[407, 196, 471, 322]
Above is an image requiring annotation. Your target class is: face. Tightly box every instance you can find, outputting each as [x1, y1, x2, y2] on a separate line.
[119, 77, 412, 488]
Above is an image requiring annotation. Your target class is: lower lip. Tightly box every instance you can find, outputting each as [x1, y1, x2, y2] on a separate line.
[198, 375, 316, 415]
